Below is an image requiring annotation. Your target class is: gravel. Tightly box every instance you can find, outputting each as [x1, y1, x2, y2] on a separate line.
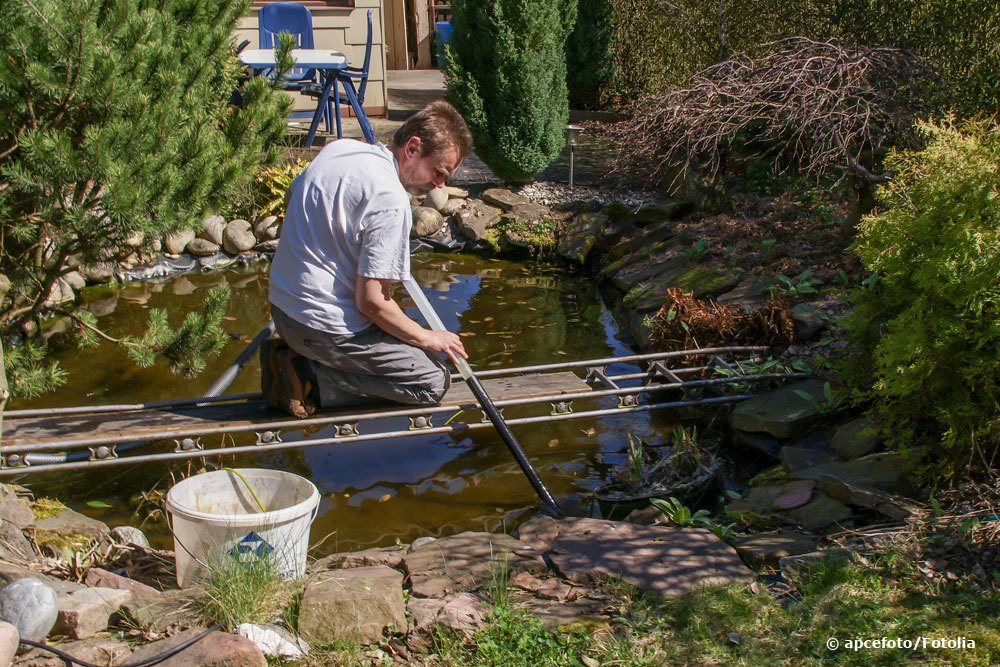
[516, 181, 652, 209]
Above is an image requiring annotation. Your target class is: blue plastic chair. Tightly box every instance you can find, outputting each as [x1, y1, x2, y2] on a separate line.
[302, 9, 373, 137]
[258, 2, 316, 88]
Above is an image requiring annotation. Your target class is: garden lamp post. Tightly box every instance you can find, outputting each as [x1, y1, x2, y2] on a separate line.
[565, 125, 583, 188]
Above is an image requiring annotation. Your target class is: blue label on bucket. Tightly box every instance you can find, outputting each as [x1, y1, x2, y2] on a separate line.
[229, 531, 275, 560]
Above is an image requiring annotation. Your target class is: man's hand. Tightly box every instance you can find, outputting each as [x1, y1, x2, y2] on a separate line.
[418, 329, 468, 361]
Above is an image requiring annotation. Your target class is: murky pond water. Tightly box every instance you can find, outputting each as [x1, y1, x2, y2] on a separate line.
[14, 253, 688, 553]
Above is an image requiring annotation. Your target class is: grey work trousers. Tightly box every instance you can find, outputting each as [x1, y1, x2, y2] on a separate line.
[271, 305, 450, 408]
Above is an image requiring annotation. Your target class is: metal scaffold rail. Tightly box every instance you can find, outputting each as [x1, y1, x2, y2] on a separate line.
[0, 346, 806, 476]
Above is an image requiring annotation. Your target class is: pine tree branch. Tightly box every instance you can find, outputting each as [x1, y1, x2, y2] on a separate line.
[50, 308, 120, 343]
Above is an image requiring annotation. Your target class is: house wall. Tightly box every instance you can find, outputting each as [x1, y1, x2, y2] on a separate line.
[237, 1, 388, 117]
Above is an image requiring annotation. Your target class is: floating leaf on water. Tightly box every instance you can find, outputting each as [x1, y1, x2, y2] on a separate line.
[488, 361, 502, 367]
[86, 500, 112, 509]
[548, 439, 559, 448]
[580, 427, 597, 436]
[495, 507, 504, 513]
[484, 317, 494, 322]
[554, 350, 569, 356]
[343, 493, 350, 498]
[378, 494, 391, 503]
[459, 332, 475, 337]
[437, 295, 447, 300]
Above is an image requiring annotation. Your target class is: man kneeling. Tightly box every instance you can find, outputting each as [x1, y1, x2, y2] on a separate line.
[263, 101, 473, 417]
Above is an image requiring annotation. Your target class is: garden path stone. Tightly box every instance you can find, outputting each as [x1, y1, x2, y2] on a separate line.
[502, 202, 551, 225]
[546, 518, 750, 598]
[309, 546, 405, 571]
[783, 492, 852, 532]
[404, 532, 545, 598]
[127, 627, 266, 667]
[788, 447, 928, 495]
[298, 565, 406, 646]
[772, 480, 816, 510]
[557, 212, 607, 265]
[510, 571, 583, 601]
[55, 586, 132, 639]
[0, 578, 58, 642]
[406, 592, 485, 638]
[454, 201, 502, 242]
[816, 475, 915, 521]
[608, 221, 675, 260]
[0, 567, 82, 596]
[482, 188, 528, 211]
[511, 591, 611, 630]
[670, 266, 743, 299]
[730, 379, 827, 439]
[733, 532, 817, 568]
[780, 446, 834, 472]
[830, 417, 881, 460]
[790, 303, 827, 341]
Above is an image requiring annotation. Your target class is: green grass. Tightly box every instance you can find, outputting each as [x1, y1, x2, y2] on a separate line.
[195, 552, 297, 630]
[420, 552, 999, 667]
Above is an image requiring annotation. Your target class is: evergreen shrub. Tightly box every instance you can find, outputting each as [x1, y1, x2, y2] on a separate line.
[445, 0, 576, 184]
[566, 0, 615, 109]
[0, 0, 289, 395]
[845, 120, 1000, 469]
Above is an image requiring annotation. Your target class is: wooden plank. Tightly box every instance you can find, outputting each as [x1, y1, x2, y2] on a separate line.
[3, 371, 591, 447]
[410, 0, 432, 69]
[385, 0, 408, 69]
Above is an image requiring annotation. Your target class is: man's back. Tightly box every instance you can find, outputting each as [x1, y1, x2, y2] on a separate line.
[269, 140, 412, 336]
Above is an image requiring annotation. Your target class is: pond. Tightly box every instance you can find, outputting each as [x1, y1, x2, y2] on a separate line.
[15, 253, 690, 553]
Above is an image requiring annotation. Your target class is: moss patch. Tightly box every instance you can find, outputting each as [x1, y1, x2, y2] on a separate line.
[30, 497, 67, 520]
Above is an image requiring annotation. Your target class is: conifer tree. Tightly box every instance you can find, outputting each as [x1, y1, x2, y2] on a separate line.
[566, 0, 615, 110]
[0, 0, 289, 397]
[445, 0, 576, 184]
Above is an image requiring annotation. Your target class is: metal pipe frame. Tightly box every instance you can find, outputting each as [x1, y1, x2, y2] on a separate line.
[0, 346, 798, 474]
[0, 394, 751, 476]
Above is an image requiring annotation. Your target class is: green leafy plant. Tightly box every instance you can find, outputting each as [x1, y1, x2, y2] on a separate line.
[769, 269, 822, 299]
[681, 239, 710, 262]
[794, 380, 846, 414]
[650, 497, 711, 527]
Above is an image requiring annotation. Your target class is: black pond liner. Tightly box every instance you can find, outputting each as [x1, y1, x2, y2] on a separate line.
[595, 451, 723, 520]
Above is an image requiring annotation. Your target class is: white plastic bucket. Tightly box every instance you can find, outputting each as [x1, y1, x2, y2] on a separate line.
[165, 468, 320, 588]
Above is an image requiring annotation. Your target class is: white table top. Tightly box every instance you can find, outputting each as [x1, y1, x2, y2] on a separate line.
[240, 49, 347, 69]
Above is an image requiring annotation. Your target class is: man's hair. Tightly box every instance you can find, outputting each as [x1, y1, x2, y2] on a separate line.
[392, 100, 472, 159]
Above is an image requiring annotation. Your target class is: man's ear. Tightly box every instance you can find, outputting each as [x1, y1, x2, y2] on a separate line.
[404, 135, 423, 158]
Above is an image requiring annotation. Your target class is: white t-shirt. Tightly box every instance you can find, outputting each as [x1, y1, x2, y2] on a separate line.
[269, 140, 412, 335]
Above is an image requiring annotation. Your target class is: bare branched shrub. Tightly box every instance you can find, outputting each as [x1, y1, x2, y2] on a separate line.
[610, 37, 942, 189]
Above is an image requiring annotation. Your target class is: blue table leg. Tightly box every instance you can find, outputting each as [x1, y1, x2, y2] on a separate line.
[340, 78, 376, 145]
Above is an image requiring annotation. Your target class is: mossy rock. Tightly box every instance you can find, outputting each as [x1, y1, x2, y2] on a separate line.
[671, 266, 742, 299]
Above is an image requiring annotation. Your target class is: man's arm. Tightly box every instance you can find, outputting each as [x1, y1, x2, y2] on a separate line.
[356, 275, 468, 360]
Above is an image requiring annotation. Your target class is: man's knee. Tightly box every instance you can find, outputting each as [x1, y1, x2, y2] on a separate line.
[414, 363, 449, 405]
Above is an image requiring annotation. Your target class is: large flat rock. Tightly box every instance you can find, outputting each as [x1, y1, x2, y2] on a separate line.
[298, 565, 406, 646]
[730, 379, 826, 439]
[403, 532, 545, 598]
[546, 518, 750, 598]
[788, 448, 928, 495]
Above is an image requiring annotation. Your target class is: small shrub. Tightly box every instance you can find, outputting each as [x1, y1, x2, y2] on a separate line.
[844, 119, 1000, 470]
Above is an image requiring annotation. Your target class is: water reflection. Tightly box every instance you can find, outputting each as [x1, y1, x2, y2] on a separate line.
[17, 254, 673, 552]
